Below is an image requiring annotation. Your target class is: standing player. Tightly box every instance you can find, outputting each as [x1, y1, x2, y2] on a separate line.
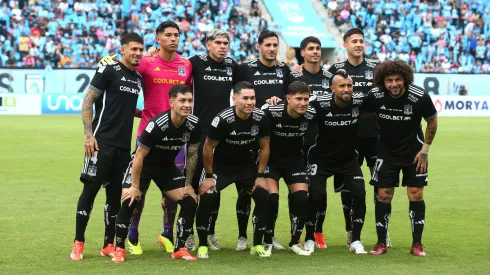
[139, 29, 241, 252]
[186, 29, 240, 251]
[362, 60, 438, 257]
[261, 81, 316, 256]
[327, 28, 383, 246]
[288, 36, 331, 249]
[195, 81, 271, 259]
[305, 70, 367, 255]
[234, 30, 291, 251]
[70, 33, 144, 261]
[111, 84, 200, 262]
[101, 21, 193, 254]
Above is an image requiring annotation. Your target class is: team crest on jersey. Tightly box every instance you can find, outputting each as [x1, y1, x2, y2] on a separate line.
[352, 107, 359, 118]
[182, 132, 191, 142]
[404, 105, 413, 115]
[87, 166, 97, 177]
[178, 66, 186, 76]
[276, 68, 283, 78]
[226, 66, 233, 76]
[365, 70, 373, 80]
[299, 122, 308, 131]
[212, 117, 220, 127]
[322, 79, 329, 89]
[251, 125, 259, 136]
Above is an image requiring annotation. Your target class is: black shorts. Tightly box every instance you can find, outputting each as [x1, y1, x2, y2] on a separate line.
[265, 161, 308, 185]
[198, 163, 257, 193]
[308, 158, 364, 193]
[356, 137, 378, 167]
[122, 160, 185, 192]
[80, 142, 130, 186]
[370, 158, 428, 188]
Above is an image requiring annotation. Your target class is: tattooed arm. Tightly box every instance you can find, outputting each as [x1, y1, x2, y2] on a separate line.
[185, 143, 199, 186]
[414, 116, 438, 173]
[82, 88, 102, 158]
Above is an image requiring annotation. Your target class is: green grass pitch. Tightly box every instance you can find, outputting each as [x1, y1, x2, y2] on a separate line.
[1, 115, 489, 274]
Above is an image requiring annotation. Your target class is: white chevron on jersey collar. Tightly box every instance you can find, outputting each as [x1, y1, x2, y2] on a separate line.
[368, 87, 380, 94]
[408, 85, 424, 97]
[352, 92, 364, 98]
[317, 93, 333, 101]
[219, 108, 234, 119]
[155, 112, 169, 126]
[253, 107, 265, 115]
[186, 114, 198, 123]
[307, 105, 316, 113]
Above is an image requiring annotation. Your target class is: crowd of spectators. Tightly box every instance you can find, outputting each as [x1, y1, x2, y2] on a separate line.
[325, 0, 490, 73]
[2, 0, 490, 73]
[0, 0, 271, 68]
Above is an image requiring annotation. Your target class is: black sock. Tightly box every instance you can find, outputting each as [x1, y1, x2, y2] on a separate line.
[103, 183, 121, 247]
[236, 190, 251, 239]
[196, 192, 220, 247]
[115, 200, 137, 249]
[305, 191, 326, 241]
[341, 191, 353, 232]
[375, 200, 391, 244]
[174, 196, 198, 251]
[287, 191, 293, 233]
[290, 190, 308, 246]
[251, 188, 269, 246]
[350, 189, 366, 242]
[75, 183, 101, 242]
[264, 193, 279, 244]
[208, 196, 220, 235]
[409, 200, 425, 245]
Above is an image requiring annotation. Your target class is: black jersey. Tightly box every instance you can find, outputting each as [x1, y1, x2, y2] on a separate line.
[329, 58, 379, 138]
[309, 92, 365, 167]
[207, 106, 270, 166]
[89, 61, 143, 149]
[361, 84, 437, 164]
[288, 67, 331, 97]
[237, 59, 291, 108]
[138, 111, 200, 168]
[262, 102, 316, 166]
[189, 54, 239, 134]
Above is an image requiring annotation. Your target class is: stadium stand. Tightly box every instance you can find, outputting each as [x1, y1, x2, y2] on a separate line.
[323, 0, 490, 73]
[1, 0, 489, 73]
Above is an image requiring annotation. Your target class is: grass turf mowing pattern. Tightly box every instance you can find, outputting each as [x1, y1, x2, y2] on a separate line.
[0, 116, 489, 274]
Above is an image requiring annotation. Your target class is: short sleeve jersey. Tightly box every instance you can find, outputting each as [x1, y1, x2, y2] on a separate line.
[262, 102, 316, 166]
[361, 84, 437, 163]
[135, 54, 193, 136]
[288, 67, 331, 97]
[328, 58, 380, 138]
[207, 106, 270, 166]
[189, 54, 239, 134]
[237, 59, 291, 108]
[137, 111, 200, 168]
[89, 61, 143, 149]
[309, 92, 365, 167]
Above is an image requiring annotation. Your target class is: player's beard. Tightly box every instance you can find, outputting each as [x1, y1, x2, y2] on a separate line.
[338, 93, 353, 106]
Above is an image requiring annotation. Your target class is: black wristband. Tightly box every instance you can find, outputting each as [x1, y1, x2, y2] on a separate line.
[257, 173, 265, 178]
[205, 173, 214, 179]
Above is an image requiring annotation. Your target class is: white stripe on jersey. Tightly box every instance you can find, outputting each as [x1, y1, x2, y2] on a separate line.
[408, 86, 424, 96]
[93, 91, 107, 136]
[352, 93, 364, 98]
[156, 113, 169, 126]
[253, 108, 265, 115]
[187, 114, 198, 123]
[369, 87, 380, 93]
[416, 134, 424, 145]
[220, 108, 234, 119]
[307, 106, 316, 113]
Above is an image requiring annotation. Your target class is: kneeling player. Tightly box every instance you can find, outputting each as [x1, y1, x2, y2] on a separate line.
[195, 81, 271, 258]
[305, 70, 367, 254]
[112, 84, 200, 262]
[262, 81, 316, 256]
